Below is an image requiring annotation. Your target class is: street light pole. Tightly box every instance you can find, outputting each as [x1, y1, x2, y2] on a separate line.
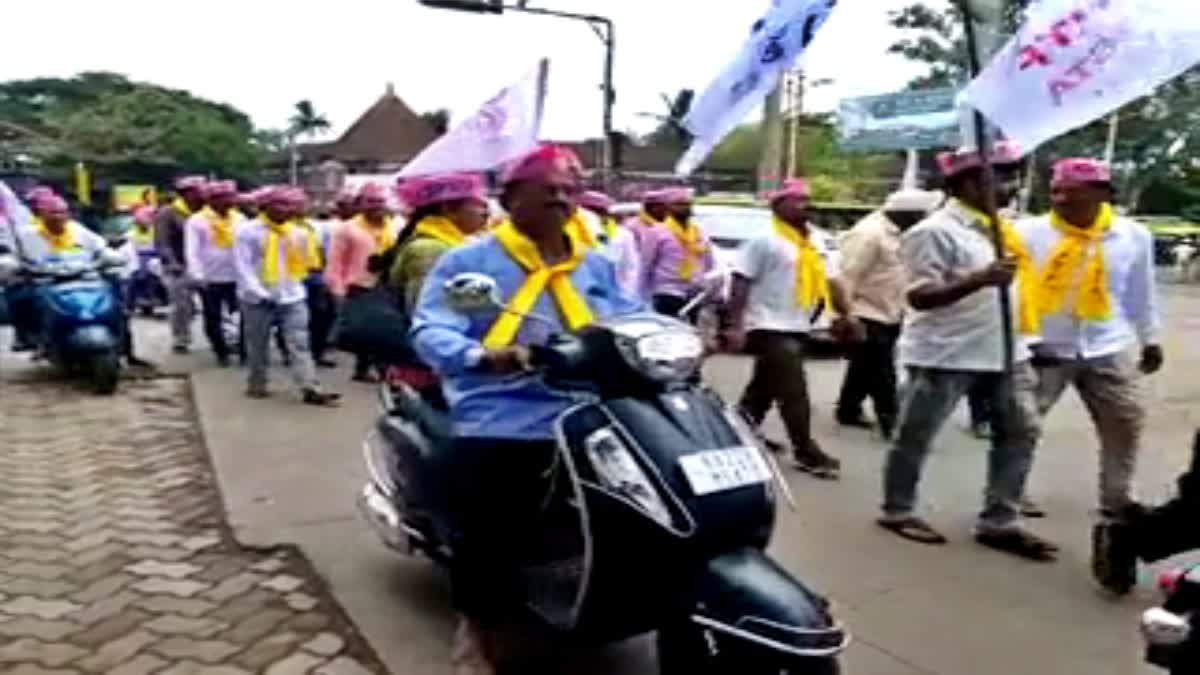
[417, 1, 616, 184]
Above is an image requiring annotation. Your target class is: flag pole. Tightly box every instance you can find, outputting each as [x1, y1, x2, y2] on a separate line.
[960, 1, 1015, 374]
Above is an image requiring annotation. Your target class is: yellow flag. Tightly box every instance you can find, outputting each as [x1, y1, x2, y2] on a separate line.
[74, 162, 92, 206]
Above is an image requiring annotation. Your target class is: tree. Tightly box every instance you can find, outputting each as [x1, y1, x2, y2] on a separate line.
[887, 2, 1200, 213]
[420, 109, 451, 137]
[0, 72, 267, 183]
[288, 100, 331, 140]
[641, 89, 695, 149]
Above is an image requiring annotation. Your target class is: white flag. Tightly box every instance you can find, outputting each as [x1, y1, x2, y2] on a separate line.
[964, 0, 1200, 153]
[676, 0, 838, 176]
[398, 59, 548, 178]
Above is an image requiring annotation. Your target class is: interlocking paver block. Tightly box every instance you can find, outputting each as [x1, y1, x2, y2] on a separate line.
[0, 596, 83, 620]
[265, 652, 326, 675]
[0, 637, 88, 667]
[150, 636, 241, 663]
[302, 632, 345, 657]
[259, 575, 306, 593]
[130, 577, 209, 598]
[124, 560, 202, 580]
[0, 381, 385, 675]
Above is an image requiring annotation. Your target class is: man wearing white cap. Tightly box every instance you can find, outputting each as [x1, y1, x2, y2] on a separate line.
[835, 189, 943, 439]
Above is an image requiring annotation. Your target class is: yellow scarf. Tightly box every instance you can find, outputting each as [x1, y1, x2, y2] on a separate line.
[201, 207, 235, 249]
[637, 210, 661, 226]
[567, 209, 598, 250]
[131, 225, 155, 247]
[414, 215, 468, 246]
[171, 197, 194, 219]
[33, 218, 78, 253]
[772, 218, 831, 309]
[356, 215, 395, 253]
[956, 200, 1042, 336]
[661, 216, 708, 282]
[261, 218, 308, 286]
[482, 220, 595, 348]
[294, 220, 324, 271]
[602, 217, 618, 243]
[1041, 203, 1114, 322]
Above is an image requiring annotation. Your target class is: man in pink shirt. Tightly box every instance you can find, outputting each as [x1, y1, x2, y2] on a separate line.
[185, 180, 242, 366]
[326, 183, 398, 381]
[639, 187, 716, 320]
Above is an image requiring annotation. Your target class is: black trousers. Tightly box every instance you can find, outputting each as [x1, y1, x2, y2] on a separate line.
[967, 377, 994, 427]
[199, 282, 238, 359]
[652, 293, 700, 324]
[835, 318, 901, 426]
[739, 330, 824, 459]
[304, 278, 335, 361]
[448, 438, 558, 622]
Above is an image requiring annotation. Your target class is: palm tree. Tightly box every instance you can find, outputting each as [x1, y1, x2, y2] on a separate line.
[288, 100, 331, 139]
[286, 100, 330, 185]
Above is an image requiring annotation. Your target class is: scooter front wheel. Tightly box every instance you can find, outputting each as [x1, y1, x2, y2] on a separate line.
[657, 622, 840, 675]
[89, 352, 120, 395]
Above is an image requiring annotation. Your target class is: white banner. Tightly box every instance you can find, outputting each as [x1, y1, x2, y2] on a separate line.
[675, 0, 838, 175]
[398, 59, 548, 178]
[964, 0, 1200, 153]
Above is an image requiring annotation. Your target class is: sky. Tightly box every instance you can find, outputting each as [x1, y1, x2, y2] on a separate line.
[0, 0, 944, 142]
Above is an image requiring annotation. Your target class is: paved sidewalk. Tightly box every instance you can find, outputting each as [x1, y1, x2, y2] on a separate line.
[0, 377, 384, 675]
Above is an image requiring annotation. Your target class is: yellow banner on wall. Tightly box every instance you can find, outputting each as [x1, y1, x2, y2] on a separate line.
[112, 185, 158, 212]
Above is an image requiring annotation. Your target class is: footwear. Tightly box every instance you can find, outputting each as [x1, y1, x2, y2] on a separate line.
[762, 438, 788, 455]
[836, 412, 873, 430]
[877, 515, 948, 545]
[451, 615, 497, 675]
[302, 389, 342, 407]
[793, 452, 841, 480]
[1091, 513, 1138, 595]
[127, 356, 155, 369]
[316, 357, 338, 369]
[976, 527, 1059, 562]
[216, 354, 230, 368]
[1020, 496, 1047, 518]
[246, 388, 270, 399]
[351, 371, 380, 384]
[970, 422, 991, 439]
[172, 345, 190, 355]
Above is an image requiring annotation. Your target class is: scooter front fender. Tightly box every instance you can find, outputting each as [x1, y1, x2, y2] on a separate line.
[66, 325, 117, 354]
[688, 548, 849, 659]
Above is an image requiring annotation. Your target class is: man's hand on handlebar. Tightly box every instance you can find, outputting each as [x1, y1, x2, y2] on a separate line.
[481, 346, 534, 374]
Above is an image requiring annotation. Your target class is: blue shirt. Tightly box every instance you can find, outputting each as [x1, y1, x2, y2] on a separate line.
[411, 234, 643, 440]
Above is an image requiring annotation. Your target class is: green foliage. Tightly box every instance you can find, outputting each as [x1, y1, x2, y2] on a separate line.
[0, 72, 266, 183]
[288, 100, 331, 139]
[420, 109, 451, 136]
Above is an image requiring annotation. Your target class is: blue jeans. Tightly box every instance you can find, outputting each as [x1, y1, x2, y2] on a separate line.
[883, 362, 1041, 531]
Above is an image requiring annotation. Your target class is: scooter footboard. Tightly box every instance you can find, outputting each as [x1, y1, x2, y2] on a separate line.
[688, 548, 849, 659]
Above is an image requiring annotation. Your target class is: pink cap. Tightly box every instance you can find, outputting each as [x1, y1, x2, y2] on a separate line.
[936, 141, 1023, 177]
[1051, 157, 1112, 186]
[398, 173, 486, 210]
[174, 175, 207, 192]
[357, 183, 388, 208]
[767, 178, 811, 204]
[282, 187, 309, 210]
[133, 206, 156, 225]
[24, 185, 54, 204]
[259, 186, 291, 207]
[501, 144, 583, 185]
[204, 180, 238, 198]
[657, 186, 695, 205]
[35, 193, 68, 215]
[577, 191, 615, 213]
[641, 189, 669, 205]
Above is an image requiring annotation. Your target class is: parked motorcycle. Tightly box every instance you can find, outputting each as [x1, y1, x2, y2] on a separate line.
[357, 272, 848, 673]
[1, 251, 126, 394]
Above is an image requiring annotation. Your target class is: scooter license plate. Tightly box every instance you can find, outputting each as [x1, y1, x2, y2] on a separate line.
[679, 447, 772, 496]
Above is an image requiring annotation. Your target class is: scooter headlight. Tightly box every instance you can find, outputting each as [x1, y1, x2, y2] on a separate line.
[584, 427, 673, 527]
[610, 318, 704, 383]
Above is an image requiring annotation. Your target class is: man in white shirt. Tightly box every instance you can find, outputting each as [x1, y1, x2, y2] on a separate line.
[724, 178, 860, 479]
[1016, 158, 1162, 588]
[835, 189, 943, 439]
[185, 180, 242, 367]
[233, 186, 340, 407]
[879, 144, 1058, 561]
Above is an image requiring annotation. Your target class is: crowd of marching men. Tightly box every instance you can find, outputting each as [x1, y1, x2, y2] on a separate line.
[0, 141, 1165, 580]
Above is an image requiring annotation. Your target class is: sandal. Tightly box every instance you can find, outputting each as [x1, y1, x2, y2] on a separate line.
[1020, 497, 1047, 519]
[793, 455, 840, 480]
[876, 516, 948, 545]
[975, 528, 1059, 562]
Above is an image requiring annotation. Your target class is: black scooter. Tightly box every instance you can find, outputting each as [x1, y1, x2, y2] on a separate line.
[357, 273, 848, 673]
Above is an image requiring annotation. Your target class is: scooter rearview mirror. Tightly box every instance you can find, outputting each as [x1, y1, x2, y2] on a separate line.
[444, 272, 503, 316]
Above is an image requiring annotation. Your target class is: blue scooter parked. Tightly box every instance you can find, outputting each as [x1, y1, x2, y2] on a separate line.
[9, 251, 127, 394]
